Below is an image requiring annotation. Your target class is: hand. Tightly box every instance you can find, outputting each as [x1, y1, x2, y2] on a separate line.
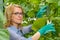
[38, 23, 56, 36]
[36, 6, 47, 18]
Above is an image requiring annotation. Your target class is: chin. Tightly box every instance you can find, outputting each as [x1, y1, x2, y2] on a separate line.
[17, 21, 22, 24]
[15, 20, 22, 24]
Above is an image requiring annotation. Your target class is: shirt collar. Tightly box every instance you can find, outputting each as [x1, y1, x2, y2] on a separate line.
[8, 25, 20, 33]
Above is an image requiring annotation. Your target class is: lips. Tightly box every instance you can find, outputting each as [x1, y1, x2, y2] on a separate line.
[15, 17, 22, 20]
[17, 19, 22, 20]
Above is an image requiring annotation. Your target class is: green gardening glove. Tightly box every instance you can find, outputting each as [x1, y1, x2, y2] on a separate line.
[38, 23, 56, 36]
[36, 6, 47, 18]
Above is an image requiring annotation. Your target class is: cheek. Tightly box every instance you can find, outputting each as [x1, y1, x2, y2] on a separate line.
[11, 15, 16, 22]
[11, 15, 23, 23]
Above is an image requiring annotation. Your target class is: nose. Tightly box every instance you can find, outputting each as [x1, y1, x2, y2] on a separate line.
[18, 15, 23, 18]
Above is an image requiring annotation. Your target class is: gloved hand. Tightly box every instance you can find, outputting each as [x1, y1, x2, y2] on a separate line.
[38, 23, 56, 36]
[36, 6, 47, 18]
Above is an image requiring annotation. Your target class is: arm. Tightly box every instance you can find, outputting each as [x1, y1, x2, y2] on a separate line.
[32, 32, 40, 40]
[7, 23, 55, 40]
[22, 24, 33, 34]
[32, 23, 56, 40]
[8, 27, 40, 40]
[8, 28, 32, 40]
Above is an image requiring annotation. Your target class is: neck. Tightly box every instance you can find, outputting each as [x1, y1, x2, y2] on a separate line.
[12, 22, 19, 29]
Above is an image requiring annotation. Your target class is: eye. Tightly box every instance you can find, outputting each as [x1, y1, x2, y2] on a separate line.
[20, 13, 23, 15]
[13, 12, 23, 15]
[14, 13, 18, 15]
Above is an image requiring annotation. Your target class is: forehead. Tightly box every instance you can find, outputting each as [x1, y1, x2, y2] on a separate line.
[13, 6, 22, 13]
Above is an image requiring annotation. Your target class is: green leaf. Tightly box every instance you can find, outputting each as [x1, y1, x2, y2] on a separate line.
[46, 0, 57, 3]
[32, 17, 47, 31]
[58, 1, 60, 6]
[0, 29, 9, 40]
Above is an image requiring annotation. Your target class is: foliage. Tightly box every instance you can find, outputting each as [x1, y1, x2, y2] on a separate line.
[0, 0, 60, 40]
[32, 17, 47, 31]
[0, 29, 9, 40]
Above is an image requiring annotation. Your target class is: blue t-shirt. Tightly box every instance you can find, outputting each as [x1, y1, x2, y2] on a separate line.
[7, 25, 32, 40]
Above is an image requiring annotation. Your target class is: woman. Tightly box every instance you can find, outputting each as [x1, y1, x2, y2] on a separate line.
[4, 4, 55, 40]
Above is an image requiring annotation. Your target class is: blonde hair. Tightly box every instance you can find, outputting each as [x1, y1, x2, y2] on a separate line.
[4, 4, 23, 29]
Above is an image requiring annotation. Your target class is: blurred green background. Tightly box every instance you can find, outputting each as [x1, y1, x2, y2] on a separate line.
[0, 0, 60, 40]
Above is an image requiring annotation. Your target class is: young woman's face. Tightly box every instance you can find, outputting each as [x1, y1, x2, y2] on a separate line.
[11, 7, 23, 24]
